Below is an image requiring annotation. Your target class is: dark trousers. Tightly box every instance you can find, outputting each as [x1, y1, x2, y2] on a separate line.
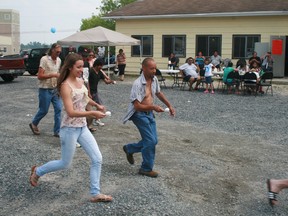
[118, 64, 126, 76]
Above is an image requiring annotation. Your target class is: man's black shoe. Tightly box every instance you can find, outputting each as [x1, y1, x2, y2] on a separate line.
[123, 145, 134, 165]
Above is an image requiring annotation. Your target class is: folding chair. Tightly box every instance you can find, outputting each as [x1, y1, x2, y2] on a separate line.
[155, 69, 167, 88]
[243, 72, 257, 95]
[174, 57, 180, 69]
[179, 70, 189, 91]
[223, 71, 240, 94]
[199, 69, 206, 90]
[258, 72, 273, 95]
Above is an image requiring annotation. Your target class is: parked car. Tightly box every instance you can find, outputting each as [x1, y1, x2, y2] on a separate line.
[25, 48, 49, 75]
[0, 55, 26, 82]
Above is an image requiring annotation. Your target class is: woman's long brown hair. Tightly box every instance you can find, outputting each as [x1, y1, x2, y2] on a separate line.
[56, 53, 83, 94]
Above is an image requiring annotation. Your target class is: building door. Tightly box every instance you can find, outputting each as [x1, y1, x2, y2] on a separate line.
[270, 36, 287, 77]
[285, 36, 288, 77]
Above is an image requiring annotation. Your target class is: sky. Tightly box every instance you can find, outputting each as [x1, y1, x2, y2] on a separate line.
[0, 0, 102, 44]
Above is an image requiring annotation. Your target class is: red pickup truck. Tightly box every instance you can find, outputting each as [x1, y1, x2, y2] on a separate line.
[0, 55, 26, 82]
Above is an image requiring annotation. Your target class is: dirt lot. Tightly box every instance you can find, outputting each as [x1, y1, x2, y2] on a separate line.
[1, 75, 288, 216]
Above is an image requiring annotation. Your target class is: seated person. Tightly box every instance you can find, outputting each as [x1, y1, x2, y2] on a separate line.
[261, 51, 273, 72]
[249, 60, 265, 93]
[168, 52, 177, 69]
[179, 57, 200, 91]
[249, 60, 262, 81]
[195, 51, 205, 69]
[223, 62, 240, 94]
[210, 50, 222, 70]
[249, 51, 261, 67]
[236, 59, 249, 75]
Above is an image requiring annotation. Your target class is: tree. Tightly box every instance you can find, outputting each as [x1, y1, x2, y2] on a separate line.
[80, 0, 136, 31]
[80, 15, 114, 31]
[98, 0, 135, 15]
[21, 42, 50, 50]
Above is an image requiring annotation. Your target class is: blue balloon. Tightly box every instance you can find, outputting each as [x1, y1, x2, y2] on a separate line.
[50, 27, 56, 33]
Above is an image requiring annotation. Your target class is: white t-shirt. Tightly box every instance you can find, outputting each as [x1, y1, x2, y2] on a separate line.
[204, 63, 213, 77]
[98, 47, 105, 57]
[179, 63, 198, 78]
[237, 65, 249, 75]
[83, 67, 89, 84]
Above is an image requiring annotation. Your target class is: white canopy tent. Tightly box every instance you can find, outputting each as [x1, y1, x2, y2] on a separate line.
[57, 26, 141, 75]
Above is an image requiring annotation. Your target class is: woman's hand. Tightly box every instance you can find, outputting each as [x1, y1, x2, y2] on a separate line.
[90, 111, 106, 119]
[96, 104, 105, 112]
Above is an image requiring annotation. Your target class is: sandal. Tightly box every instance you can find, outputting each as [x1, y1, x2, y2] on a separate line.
[30, 165, 40, 187]
[89, 127, 97, 132]
[29, 123, 40, 135]
[90, 194, 113, 203]
[267, 179, 278, 207]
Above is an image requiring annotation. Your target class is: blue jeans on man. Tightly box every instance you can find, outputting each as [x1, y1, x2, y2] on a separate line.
[32, 88, 62, 135]
[125, 111, 158, 171]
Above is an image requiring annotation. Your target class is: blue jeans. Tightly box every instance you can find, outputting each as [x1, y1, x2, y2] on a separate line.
[126, 111, 158, 171]
[36, 126, 102, 196]
[32, 88, 62, 135]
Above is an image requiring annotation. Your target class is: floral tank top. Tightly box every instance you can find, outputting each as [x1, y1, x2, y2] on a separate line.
[61, 80, 90, 128]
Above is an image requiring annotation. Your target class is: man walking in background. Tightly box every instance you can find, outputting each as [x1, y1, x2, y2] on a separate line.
[29, 43, 62, 137]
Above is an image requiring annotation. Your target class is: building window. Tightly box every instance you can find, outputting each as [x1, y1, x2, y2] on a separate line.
[196, 35, 222, 57]
[131, 35, 153, 57]
[162, 35, 186, 57]
[4, 14, 11, 20]
[232, 35, 261, 59]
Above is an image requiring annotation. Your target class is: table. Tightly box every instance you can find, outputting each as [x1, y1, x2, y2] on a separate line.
[160, 69, 180, 88]
[212, 70, 224, 76]
[102, 64, 116, 70]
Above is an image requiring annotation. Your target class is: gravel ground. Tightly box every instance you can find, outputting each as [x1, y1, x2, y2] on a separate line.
[1, 75, 288, 216]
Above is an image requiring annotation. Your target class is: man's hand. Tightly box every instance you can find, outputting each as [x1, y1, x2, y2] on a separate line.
[168, 106, 176, 116]
[153, 105, 164, 113]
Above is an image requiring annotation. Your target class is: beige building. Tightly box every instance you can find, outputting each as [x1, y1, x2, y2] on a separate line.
[0, 9, 20, 55]
[104, 0, 288, 77]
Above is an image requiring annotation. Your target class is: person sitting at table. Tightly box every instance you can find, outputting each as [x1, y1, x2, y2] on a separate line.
[223, 62, 240, 94]
[261, 51, 273, 72]
[236, 58, 249, 75]
[179, 57, 201, 91]
[249, 60, 265, 93]
[249, 60, 261, 81]
[249, 51, 261, 67]
[210, 51, 222, 71]
[168, 52, 178, 69]
[195, 51, 205, 69]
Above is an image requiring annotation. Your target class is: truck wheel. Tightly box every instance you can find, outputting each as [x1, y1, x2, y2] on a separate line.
[1, 75, 15, 82]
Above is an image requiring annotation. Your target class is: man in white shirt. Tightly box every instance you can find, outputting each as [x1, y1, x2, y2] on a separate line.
[179, 57, 201, 90]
